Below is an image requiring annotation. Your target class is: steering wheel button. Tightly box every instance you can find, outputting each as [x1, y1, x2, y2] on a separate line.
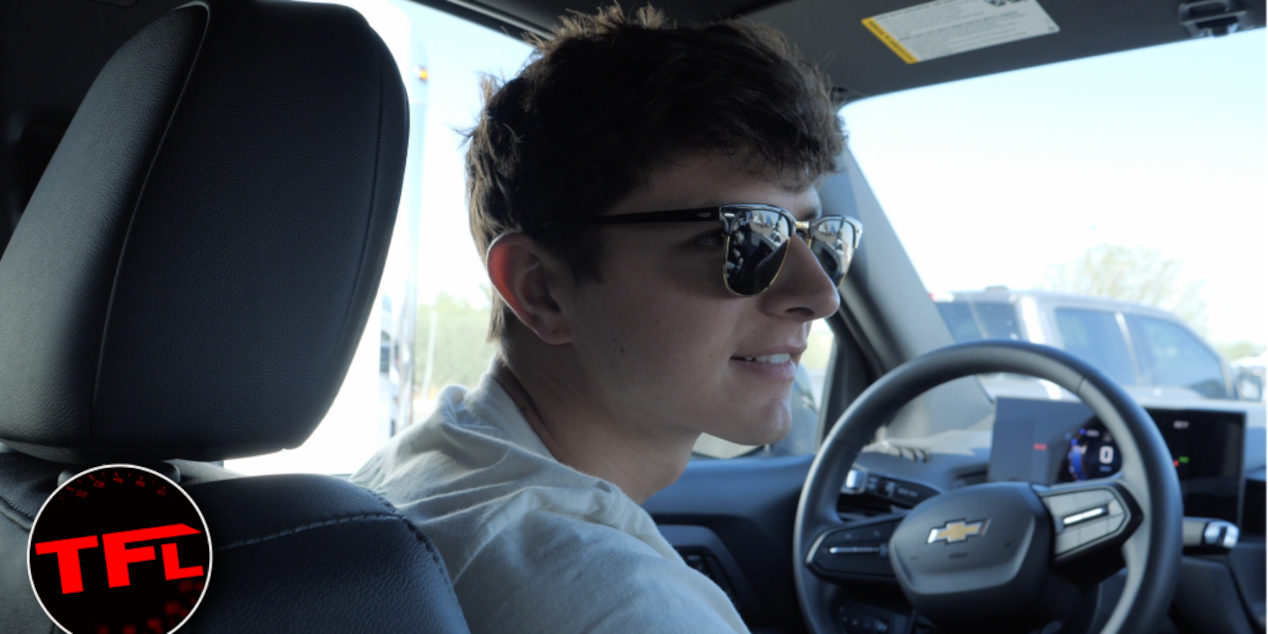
[827, 545, 882, 555]
[1045, 494, 1078, 516]
[1074, 490, 1107, 509]
[1079, 519, 1110, 542]
[1055, 530, 1080, 553]
[1061, 506, 1108, 526]
[833, 530, 862, 543]
[1108, 500, 1124, 516]
[867, 523, 895, 540]
[1107, 514, 1125, 532]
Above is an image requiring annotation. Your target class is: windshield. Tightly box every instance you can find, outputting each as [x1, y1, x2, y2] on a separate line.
[845, 30, 1266, 403]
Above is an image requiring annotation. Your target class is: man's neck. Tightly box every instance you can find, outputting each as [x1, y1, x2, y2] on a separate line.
[491, 355, 695, 504]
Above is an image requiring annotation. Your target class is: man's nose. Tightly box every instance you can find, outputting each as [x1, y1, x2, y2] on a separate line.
[761, 235, 841, 320]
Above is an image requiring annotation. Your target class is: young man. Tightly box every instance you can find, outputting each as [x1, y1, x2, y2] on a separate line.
[352, 6, 859, 632]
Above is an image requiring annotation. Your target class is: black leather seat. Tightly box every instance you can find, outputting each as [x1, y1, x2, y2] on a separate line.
[0, 1, 469, 631]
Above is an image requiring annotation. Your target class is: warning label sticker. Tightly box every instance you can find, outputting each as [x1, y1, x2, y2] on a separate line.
[863, 0, 1059, 64]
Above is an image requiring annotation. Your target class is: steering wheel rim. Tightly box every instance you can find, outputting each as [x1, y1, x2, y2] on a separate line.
[794, 340, 1183, 634]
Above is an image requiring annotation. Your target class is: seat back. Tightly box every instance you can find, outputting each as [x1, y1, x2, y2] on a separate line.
[0, 454, 470, 633]
[0, 2, 468, 631]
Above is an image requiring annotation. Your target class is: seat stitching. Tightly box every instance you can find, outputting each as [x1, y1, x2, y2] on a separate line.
[387, 514, 455, 594]
[216, 507, 458, 598]
[214, 512, 399, 551]
[0, 492, 34, 529]
[363, 486, 457, 595]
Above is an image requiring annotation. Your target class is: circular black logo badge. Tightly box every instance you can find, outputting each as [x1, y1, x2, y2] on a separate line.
[27, 464, 212, 634]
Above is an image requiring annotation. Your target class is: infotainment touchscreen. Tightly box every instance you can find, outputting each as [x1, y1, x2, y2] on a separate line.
[988, 398, 1245, 525]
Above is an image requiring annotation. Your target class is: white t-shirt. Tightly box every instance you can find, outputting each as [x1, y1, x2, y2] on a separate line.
[351, 372, 750, 634]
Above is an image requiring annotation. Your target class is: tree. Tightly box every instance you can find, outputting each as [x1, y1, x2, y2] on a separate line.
[414, 293, 499, 399]
[1214, 341, 1266, 363]
[1045, 245, 1208, 334]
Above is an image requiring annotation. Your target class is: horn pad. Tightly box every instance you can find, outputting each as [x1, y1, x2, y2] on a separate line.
[888, 482, 1061, 625]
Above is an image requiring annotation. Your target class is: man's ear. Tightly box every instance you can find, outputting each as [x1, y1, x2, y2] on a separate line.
[486, 233, 573, 346]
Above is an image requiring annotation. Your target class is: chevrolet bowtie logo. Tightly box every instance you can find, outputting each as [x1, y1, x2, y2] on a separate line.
[927, 519, 988, 544]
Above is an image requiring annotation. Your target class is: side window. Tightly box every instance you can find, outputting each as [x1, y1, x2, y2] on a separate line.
[1126, 315, 1228, 399]
[692, 320, 835, 458]
[1053, 308, 1137, 386]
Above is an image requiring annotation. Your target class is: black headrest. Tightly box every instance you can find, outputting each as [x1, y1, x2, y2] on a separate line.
[0, 0, 407, 463]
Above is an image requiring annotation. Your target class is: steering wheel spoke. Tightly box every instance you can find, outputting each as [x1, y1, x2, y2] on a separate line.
[1035, 477, 1143, 582]
[806, 513, 903, 584]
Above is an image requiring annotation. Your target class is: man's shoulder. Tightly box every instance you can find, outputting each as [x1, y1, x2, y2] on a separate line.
[350, 378, 747, 632]
[351, 375, 552, 493]
[461, 509, 747, 634]
[351, 392, 649, 580]
[487, 503, 668, 564]
[351, 380, 544, 501]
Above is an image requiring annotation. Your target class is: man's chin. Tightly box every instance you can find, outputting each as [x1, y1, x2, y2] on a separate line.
[702, 409, 792, 447]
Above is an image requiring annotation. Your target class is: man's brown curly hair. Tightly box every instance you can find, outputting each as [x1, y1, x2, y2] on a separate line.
[466, 5, 845, 340]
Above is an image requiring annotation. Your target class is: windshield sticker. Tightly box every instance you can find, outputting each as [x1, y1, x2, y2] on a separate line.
[862, 0, 1059, 64]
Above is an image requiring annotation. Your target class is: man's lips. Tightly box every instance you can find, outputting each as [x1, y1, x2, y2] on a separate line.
[729, 345, 805, 382]
[729, 356, 798, 381]
[732, 352, 794, 364]
[730, 345, 807, 365]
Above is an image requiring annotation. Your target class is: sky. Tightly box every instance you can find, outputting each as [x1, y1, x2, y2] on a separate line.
[393, 2, 1266, 345]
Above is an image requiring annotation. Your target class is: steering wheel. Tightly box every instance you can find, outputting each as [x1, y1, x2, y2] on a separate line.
[794, 341, 1183, 633]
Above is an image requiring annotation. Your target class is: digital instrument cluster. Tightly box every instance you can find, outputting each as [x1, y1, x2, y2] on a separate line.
[989, 398, 1245, 524]
[1058, 425, 1121, 482]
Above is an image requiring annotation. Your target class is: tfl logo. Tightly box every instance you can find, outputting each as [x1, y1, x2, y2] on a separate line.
[35, 524, 206, 594]
[28, 465, 212, 634]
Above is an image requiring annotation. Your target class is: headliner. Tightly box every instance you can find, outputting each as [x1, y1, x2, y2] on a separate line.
[415, 0, 1266, 102]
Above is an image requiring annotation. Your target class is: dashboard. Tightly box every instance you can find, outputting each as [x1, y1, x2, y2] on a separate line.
[651, 396, 1265, 634]
[988, 397, 1247, 525]
[824, 396, 1265, 633]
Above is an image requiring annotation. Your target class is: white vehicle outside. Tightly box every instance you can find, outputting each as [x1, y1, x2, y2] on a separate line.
[932, 288, 1244, 402]
[1232, 353, 1267, 402]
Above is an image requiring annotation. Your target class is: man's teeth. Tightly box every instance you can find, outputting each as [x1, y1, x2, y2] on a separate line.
[741, 353, 791, 364]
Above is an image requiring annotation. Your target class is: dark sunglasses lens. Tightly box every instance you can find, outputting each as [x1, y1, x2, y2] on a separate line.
[808, 217, 856, 286]
[724, 210, 793, 296]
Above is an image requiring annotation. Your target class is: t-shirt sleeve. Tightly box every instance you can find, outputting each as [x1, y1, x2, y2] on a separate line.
[454, 508, 750, 634]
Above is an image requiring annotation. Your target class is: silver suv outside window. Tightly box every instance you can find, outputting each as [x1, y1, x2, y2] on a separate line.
[1054, 308, 1137, 386]
[1126, 315, 1228, 398]
[935, 301, 1022, 342]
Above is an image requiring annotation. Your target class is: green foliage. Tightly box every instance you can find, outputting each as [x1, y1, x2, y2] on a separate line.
[1046, 244, 1209, 334]
[1214, 341, 1266, 363]
[414, 293, 499, 399]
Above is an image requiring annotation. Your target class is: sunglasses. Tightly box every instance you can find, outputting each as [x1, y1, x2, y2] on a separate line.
[539, 204, 862, 296]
